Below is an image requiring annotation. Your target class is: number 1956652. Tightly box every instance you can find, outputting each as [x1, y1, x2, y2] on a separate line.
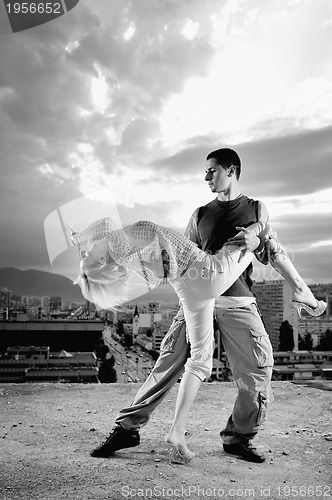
[6, 2, 62, 14]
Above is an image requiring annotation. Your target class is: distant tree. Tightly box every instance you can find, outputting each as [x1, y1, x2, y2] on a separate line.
[316, 329, 332, 351]
[124, 333, 133, 348]
[107, 354, 115, 367]
[98, 359, 117, 383]
[298, 332, 313, 350]
[305, 333, 313, 350]
[298, 335, 305, 349]
[116, 320, 125, 338]
[279, 320, 294, 351]
[149, 349, 160, 361]
[94, 339, 109, 361]
[218, 366, 232, 382]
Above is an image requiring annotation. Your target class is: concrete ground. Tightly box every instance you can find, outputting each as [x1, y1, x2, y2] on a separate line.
[1, 380, 332, 500]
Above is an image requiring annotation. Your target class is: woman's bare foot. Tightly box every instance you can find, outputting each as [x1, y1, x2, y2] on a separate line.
[165, 431, 195, 464]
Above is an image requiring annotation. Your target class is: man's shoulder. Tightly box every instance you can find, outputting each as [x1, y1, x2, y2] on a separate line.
[196, 198, 218, 211]
[193, 198, 219, 220]
[240, 195, 261, 204]
[241, 196, 266, 211]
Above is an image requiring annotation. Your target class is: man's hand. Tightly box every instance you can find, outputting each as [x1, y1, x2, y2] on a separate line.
[226, 226, 260, 252]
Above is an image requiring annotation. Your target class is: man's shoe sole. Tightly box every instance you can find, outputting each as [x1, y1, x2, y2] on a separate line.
[90, 427, 140, 458]
[223, 444, 265, 463]
[90, 440, 139, 458]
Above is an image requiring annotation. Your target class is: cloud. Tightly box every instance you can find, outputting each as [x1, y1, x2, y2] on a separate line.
[148, 143, 212, 175]
[147, 124, 332, 197]
[0, 0, 331, 286]
[251, 210, 332, 284]
[238, 125, 332, 197]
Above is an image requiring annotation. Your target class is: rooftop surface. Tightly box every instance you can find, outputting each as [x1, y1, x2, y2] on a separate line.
[1, 380, 332, 500]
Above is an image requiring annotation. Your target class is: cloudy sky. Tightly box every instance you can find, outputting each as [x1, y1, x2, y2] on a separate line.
[0, 0, 331, 284]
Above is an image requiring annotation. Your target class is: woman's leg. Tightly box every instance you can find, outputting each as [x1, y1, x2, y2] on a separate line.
[164, 246, 255, 461]
[165, 371, 201, 461]
[165, 295, 215, 463]
[266, 236, 318, 308]
[208, 247, 254, 297]
[237, 222, 324, 313]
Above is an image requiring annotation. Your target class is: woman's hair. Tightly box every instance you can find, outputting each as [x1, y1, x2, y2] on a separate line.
[74, 257, 131, 311]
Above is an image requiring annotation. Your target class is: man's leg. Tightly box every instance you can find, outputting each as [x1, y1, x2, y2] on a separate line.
[215, 303, 274, 463]
[91, 309, 191, 457]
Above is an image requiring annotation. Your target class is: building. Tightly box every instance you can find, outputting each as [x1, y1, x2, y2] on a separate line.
[219, 349, 332, 382]
[299, 317, 332, 347]
[0, 320, 105, 354]
[253, 280, 332, 350]
[122, 322, 133, 336]
[152, 321, 168, 352]
[0, 307, 9, 321]
[41, 296, 50, 308]
[0, 288, 11, 307]
[0, 288, 11, 320]
[272, 350, 332, 381]
[6, 345, 50, 360]
[253, 279, 297, 350]
[135, 335, 153, 351]
[10, 294, 22, 306]
[137, 312, 156, 335]
[49, 296, 62, 312]
[132, 305, 139, 341]
[0, 345, 98, 383]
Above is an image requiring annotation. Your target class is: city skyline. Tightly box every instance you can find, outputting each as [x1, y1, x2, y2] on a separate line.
[0, 0, 332, 285]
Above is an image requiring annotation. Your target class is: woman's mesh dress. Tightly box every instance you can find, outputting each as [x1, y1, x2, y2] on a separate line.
[71, 217, 203, 289]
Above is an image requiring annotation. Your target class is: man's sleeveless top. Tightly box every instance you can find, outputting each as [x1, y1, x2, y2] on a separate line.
[197, 196, 259, 297]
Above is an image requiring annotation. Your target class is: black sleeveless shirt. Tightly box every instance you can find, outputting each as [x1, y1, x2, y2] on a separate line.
[197, 195, 259, 297]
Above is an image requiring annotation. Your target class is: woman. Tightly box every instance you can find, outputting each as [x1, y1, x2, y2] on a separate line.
[69, 217, 326, 463]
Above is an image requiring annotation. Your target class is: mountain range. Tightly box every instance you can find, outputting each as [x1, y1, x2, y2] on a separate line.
[0, 267, 179, 306]
[0, 267, 84, 301]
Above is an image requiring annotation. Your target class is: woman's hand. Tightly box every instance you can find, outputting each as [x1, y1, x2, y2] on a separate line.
[226, 226, 260, 253]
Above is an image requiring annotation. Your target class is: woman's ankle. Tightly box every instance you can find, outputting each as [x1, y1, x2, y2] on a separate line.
[165, 427, 184, 442]
[292, 284, 317, 308]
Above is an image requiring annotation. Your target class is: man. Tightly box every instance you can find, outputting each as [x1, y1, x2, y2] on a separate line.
[90, 148, 274, 463]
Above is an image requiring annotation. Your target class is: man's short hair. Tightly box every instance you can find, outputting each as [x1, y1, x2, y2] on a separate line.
[206, 148, 241, 179]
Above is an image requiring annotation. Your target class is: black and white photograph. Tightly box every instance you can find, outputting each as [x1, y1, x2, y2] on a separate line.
[0, 1, 331, 499]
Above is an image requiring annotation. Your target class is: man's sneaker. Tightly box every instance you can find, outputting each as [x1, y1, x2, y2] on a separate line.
[90, 425, 140, 458]
[223, 442, 265, 463]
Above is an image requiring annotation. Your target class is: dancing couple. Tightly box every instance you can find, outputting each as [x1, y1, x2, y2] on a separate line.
[69, 148, 325, 464]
